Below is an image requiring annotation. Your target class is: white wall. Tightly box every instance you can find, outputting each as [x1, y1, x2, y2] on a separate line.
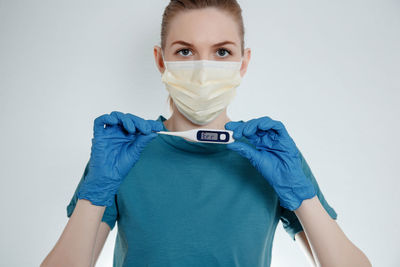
[0, 0, 399, 266]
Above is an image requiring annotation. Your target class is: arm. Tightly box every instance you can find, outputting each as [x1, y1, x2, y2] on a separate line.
[294, 196, 372, 267]
[41, 199, 106, 267]
[91, 222, 111, 267]
[295, 231, 316, 267]
[41, 112, 160, 267]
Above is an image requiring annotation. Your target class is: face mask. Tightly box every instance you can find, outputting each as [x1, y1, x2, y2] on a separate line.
[161, 53, 243, 125]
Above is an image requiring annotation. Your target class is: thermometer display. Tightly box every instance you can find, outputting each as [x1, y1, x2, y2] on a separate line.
[200, 132, 218, 141]
[197, 130, 230, 143]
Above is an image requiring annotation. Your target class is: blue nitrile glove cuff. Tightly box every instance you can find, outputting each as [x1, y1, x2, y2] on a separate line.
[77, 170, 121, 207]
[273, 167, 317, 211]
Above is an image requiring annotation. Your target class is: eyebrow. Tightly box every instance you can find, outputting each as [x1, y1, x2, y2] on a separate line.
[170, 40, 237, 48]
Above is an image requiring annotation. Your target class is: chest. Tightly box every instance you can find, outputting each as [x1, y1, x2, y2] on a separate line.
[117, 149, 279, 243]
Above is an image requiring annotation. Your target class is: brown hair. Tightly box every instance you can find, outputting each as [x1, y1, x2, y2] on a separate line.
[160, 0, 245, 113]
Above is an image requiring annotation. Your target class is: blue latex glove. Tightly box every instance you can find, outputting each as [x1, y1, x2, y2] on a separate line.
[225, 116, 316, 211]
[77, 111, 163, 206]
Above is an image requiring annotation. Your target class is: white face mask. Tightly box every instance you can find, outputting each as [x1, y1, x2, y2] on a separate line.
[161, 53, 243, 125]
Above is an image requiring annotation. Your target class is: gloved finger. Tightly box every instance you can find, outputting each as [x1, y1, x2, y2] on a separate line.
[225, 121, 245, 140]
[110, 111, 137, 135]
[224, 121, 243, 131]
[243, 118, 263, 137]
[226, 121, 247, 139]
[93, 114, 118, 134]
[147, 120, 164, 132]
[127, 132, 157, 158]
[258, 118, 288, 137]
[226, 141, 260, 162]
[121, 117, 136, 134]
[247, 133, 262, 146]
[243, 116, 288, 140]
[125, 113, 151, 135]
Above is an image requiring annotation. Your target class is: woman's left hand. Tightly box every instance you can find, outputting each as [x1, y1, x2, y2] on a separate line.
[225, 116, 316, 211]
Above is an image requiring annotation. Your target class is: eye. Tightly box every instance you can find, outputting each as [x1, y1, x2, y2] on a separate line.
[216, 48, 231, 58]
[176, 49, 193, 57]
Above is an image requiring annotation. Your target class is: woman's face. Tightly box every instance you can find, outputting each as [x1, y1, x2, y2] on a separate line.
[154, 7, 251, 77]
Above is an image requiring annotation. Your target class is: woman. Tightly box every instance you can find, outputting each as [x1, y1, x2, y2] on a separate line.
[41, 1, 372, 266]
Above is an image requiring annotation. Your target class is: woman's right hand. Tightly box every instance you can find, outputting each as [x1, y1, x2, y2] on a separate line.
[77, 111, 163, 207]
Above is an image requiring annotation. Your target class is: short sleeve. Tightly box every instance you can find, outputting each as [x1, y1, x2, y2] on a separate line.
[279, 150, 338, 241]
[66, 159, 119, 230]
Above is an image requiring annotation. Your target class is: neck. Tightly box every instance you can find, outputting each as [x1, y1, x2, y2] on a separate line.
[163, 105, 231, 132]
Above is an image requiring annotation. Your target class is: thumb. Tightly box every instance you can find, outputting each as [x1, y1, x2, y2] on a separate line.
[227, 141, 260, 162]
[128, 133, 157, 158]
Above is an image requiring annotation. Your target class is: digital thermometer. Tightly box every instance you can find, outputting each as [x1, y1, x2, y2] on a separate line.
[157, 129, 235, 144]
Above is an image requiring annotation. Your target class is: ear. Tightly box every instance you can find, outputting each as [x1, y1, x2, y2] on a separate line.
[240, 47, 251, 77]
[153, 45, 165, 74]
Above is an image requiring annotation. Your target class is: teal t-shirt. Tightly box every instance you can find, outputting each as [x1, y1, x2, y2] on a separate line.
[67, 114, 337, 267]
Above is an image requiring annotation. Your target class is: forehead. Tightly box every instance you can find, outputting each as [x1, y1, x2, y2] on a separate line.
[166, 7, 241, 46]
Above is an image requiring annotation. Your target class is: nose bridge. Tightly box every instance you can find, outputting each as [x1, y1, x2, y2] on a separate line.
[197, 50, 209, 61]
[195, 45, 212, 60]
[198, 52, 210, 61]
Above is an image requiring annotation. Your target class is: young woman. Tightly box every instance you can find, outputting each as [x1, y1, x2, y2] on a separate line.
[41, 1, 371, 266]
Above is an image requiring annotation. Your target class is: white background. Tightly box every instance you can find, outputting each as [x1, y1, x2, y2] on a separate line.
[0, 0, 399, 266]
